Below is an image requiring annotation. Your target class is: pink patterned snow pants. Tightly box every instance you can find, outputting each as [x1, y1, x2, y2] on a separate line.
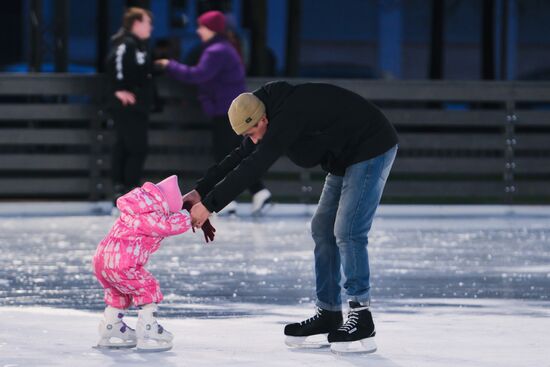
[93, 234, 163, 308]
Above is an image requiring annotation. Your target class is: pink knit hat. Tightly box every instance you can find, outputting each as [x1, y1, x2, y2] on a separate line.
[198, 10, 226, 34]
[156, 175, 183, 212]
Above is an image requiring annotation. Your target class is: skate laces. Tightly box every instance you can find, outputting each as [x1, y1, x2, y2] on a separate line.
[338, 306, 369, 332]
[104, 318, 134, 334]
[300, 307, 323, 325]
[121, 321, 135, 332]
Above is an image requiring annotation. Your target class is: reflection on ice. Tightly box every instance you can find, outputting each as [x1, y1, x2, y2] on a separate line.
[0, 205, 549, 317]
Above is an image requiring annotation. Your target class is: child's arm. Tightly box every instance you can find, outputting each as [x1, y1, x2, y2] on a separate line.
[142, 211, 192, 237]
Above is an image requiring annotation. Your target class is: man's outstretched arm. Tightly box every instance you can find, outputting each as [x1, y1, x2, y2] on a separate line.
[194, 138, 255, 199]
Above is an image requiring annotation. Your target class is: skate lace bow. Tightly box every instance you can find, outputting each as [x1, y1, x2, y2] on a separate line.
[300, 307, 323, 325]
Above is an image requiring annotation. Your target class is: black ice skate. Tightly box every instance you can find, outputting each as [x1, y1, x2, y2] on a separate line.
[328, 301, 377, 354]
[284, 307, 343, 348]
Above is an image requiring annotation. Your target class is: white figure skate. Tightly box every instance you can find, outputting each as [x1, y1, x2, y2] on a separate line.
[219, 200, 238, 216]
[96, 306, 137, 349]
[252, 189, 272, 216]
[136, 303, 173, 352]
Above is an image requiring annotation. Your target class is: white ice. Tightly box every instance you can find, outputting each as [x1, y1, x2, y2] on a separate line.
[1, 203, 549, 366]
[2, 299, 550, 367]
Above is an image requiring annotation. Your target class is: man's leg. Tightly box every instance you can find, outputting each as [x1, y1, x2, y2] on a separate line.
[283, 174, 344, 347]
[326, 145, 396, 353]
[334, 145, 397, 303]
[312, 173, 344, 311]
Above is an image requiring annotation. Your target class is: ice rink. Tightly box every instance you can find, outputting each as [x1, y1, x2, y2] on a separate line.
[1, 204, 549, 366]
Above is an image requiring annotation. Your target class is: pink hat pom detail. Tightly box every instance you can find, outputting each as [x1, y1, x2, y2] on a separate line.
[156, 175, 183, 212]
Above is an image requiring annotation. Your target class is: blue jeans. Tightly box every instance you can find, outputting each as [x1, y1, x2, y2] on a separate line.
[312, 145, 397, 311]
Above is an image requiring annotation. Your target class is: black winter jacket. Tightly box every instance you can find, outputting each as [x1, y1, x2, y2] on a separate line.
[105, 33, 154, 114]
[195, 81, 398, 212]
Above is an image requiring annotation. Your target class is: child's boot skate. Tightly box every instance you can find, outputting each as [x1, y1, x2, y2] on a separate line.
[328, 301, 377, 354]
[96, 306, 137, 349]
[136, 304, 173, 352]
[284, 307, 343, 348]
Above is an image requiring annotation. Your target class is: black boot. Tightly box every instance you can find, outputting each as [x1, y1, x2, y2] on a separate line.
[284, 307, 342, 348]
[328, 301, 377, 353]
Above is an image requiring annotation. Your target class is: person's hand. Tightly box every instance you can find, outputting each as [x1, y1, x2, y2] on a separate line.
[182, 193, 215, 243]
[190, 202, 211, 229]
[182, 190, 201, 208]
[115, 90, 136, 106]
[154, 59, 170, 69]
[182, 190, 201, 234]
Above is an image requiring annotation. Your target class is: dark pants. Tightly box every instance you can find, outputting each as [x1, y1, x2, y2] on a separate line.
[211, 115, 265, 195]
[111, 109, 149, 192]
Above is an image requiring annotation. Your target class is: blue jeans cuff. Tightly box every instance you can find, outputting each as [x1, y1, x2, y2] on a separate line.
[315, 299, 343, 312]
[347, 292, 371, 305]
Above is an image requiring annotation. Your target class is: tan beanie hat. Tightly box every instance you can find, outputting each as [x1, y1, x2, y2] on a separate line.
[228, 93, 266, 135]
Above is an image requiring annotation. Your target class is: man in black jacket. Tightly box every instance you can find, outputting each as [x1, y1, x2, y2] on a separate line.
[183, 81, 398, 353]
[106, 7, 154, 199]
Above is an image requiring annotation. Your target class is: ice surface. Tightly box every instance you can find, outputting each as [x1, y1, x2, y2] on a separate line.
[0, 204, 549, 366]
[1, 204, 549, 315]
[2, 300, 550, 367]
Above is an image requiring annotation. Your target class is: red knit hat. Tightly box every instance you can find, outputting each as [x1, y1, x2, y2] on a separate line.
[198, 10, 226, 34]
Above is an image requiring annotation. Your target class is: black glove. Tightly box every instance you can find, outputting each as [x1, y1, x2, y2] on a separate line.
[182, 201, 216, 243]
[200, 219, 216, 243]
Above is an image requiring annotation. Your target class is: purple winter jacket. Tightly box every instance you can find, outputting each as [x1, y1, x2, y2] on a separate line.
[165, 36, 246, 118]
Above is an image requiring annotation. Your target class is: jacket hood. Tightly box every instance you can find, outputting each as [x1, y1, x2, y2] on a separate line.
[116, 182, 170, 216]
[253, 81, 295, 122]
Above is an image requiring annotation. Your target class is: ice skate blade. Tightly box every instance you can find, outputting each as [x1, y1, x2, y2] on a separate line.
[330, 337, 377, 354]
[95, 337, 137, 349]
[285, 335, 329, 349]
[94, 343, 136, 350]
[136, 340, 173, 353]
[136, 345, 173, 353]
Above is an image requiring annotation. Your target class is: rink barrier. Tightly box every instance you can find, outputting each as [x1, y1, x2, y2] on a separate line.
[0, 74, 549, 203]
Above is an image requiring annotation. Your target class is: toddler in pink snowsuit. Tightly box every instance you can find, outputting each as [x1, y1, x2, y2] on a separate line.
[92, 175, 192, 351]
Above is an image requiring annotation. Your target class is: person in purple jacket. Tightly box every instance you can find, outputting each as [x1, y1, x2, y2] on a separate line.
[155, 11, 271, 216]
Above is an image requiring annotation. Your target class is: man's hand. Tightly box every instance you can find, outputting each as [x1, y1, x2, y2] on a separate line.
[182, 191, 216, 243]
[115, 90, 136, 106]
[190, 202, 211, 229]
[154, 59, 170, 69]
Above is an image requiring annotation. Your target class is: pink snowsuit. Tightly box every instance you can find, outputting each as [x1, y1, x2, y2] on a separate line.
[93, 182, 192, 308]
